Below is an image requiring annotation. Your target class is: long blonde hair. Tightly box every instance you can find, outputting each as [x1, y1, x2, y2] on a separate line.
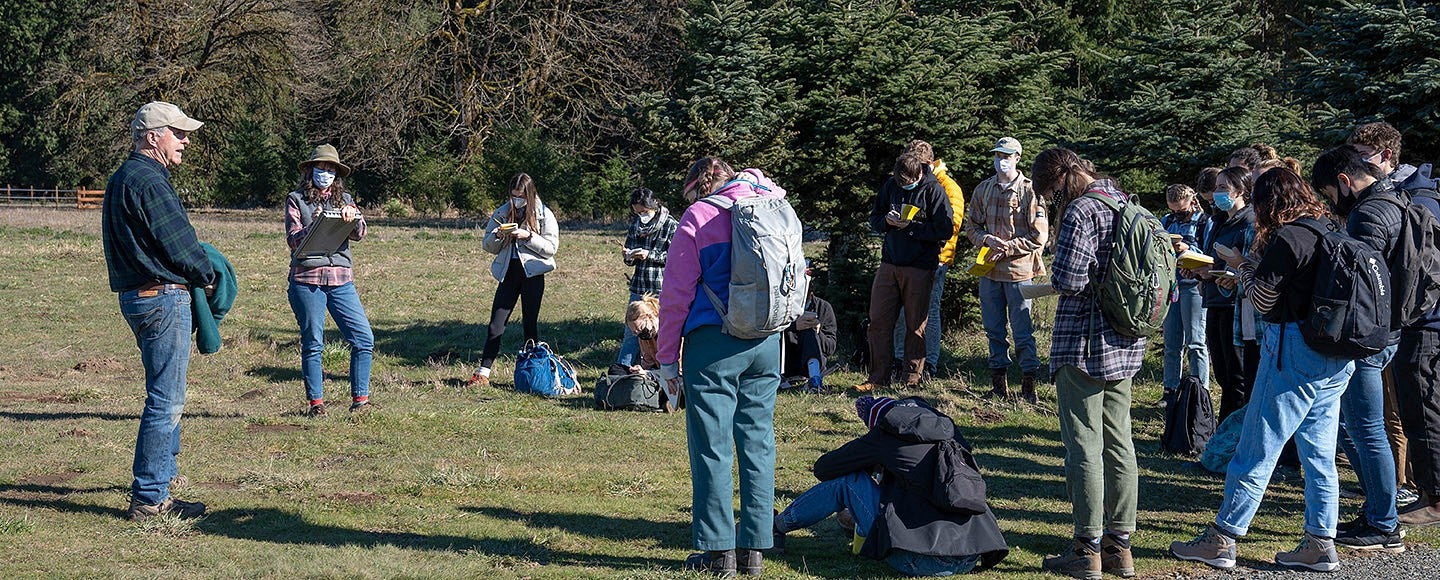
[506, 173, 540, 231]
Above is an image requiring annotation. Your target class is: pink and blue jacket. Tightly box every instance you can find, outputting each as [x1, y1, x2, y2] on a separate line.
[657, 169, 787, 365]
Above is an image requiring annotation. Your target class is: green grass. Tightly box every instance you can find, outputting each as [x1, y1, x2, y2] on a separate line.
[0, 207, 1433, 579]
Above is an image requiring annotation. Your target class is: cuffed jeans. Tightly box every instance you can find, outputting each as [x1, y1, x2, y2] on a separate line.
[1214, 322, 1354, 539]
[1339, 344, 1400, 532]
[288, 281, 374, 401]
[1396, 328, 1440, 499]
[120, 287, 191, 506]
[1163, 283, 1209, 391]
[777, 472, 978, 576]
[684, 325, 779, 551]
[892, 263, 948, 368]
[979, 277, 1040, 374]
[867, 263, 935, 384]
[1055, 365, 1137, 537]
[616, 291, 643, 367]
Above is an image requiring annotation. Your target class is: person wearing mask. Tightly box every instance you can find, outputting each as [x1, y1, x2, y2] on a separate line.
[285, 144, 374, 417]
[1171, 168, 1359, 572]
[856, 154, 954, 391]
[616, 187, 678, 368]
[1161, 184, 1210, 404]
[891, 139, 965, 381]
[465, 173, 560, 386]
[1031, 148, 1143, 579]
[1310, 145, 1406, 552]
[1189, 167, 1259, 422]
[964, 137, 1047, 402]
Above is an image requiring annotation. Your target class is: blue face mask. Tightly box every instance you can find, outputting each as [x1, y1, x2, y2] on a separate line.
[312, 168, 336, 189]
[1213, 191, 1235, 211]
[900, 180, 920, 191]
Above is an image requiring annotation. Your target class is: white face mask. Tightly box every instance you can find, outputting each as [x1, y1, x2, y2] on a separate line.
[638, 211, 655, 224]
[312, 168, 336, 189]
[994, 158, 1016, 176]
[510, 196, 527, 209]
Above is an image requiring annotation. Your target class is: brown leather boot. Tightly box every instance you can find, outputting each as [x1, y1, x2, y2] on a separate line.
[1021, 372, 1038, 404]
[983, 369, 1008, 399]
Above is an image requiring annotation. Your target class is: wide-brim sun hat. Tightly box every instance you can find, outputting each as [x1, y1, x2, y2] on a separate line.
[298, 143, 352, 176]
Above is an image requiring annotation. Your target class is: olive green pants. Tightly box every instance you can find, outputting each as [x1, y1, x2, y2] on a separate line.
[1055, 365, 1138, 538]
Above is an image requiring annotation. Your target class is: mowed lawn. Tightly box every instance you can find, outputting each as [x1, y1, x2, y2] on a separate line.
[0, 207, 1433, 579]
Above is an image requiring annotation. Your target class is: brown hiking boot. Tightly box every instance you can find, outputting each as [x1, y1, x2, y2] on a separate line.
[128, 496, 206, 521]
[1399, 501, 1440, 527]
[1042, 537, 1101, 579]
[465, 372, 489, 387]
[1021, 372, 1039, 404]
[983, 369, 1009, 399]
[304, 402, 327, 418]
[1100, 534, 1135, 577]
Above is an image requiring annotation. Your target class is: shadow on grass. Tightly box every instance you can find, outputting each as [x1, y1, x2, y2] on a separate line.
[0, 410, 247, 422]
[245, 366, 303, 384]
[460, 506, 690, 549]
[0, 486, 126, 518]
[366, 318, 623, 370]
[198, 507, 671, 570]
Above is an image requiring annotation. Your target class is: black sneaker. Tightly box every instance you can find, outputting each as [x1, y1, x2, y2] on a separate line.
[737, 549, 762, 575]
[1334, 523, 1405, 553]
[684, 550, 737, 577]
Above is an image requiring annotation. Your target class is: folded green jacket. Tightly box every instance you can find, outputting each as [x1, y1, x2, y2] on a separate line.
[192, 242, 237, 354]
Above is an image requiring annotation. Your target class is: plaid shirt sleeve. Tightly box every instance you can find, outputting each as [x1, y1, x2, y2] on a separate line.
[139, 177, 213, 287]
[1051, 201, 1097, 296]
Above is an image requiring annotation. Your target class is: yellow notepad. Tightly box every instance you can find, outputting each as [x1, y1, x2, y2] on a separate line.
[967, 246, 997, 276]
[1176, 250, 1214, 270]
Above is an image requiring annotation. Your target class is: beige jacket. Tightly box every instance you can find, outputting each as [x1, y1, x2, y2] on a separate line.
[963, 172, 1047, 281]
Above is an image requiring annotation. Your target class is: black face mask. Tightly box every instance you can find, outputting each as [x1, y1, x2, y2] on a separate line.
[637, 328, 658, 341]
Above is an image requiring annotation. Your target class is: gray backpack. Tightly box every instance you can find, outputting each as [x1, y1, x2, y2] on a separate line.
[700, 189, 808, 339]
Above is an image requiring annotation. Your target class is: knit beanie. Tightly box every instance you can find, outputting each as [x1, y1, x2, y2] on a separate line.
[855, 396, 896, 429]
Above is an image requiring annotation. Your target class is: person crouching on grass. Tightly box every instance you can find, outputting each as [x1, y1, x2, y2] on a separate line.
[466, 173, 560, 386]
[1031, 148, 1144, 580]
[285, 144, 374, 417]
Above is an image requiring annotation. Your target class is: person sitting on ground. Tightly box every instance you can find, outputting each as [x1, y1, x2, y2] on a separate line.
[781, 266, 837, 392]
[624, 294, 661, 373]
[771, 396, 1009, 576]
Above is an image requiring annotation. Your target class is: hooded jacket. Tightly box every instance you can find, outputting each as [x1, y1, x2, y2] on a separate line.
[869, 167, 955, 270]
[812, 398, 1009, 571]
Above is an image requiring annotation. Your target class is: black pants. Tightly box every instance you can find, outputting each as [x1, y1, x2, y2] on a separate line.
[1207, 306, 1255, 422]
[1396, 328, 1440, 498]
[782, 328, 826, 380]
[482, 259, 545, 368]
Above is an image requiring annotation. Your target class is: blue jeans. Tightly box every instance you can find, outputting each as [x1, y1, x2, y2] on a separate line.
[1338, 344, 1399, 532]
[778, 472, 978, 577]
[683, 325, 780, 551]
[1214, 322, 1355, 538]
[616, 291, 643, 366]
[1162, 282, 1209, 390]
[893, 264, 947, 368]
[120, 287, 192, 506]
[288, 281, 374, 401]
[978, 277, 1039, 373]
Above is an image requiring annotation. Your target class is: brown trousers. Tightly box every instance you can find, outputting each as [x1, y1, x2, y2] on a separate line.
[1384, 367, 1412, 488]
[866, 263, 935, 385]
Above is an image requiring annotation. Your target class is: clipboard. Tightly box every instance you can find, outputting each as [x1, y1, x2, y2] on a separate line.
[292, 210, 358, 259]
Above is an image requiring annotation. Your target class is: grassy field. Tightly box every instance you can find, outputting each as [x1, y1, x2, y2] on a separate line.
[0, 207, 1433, 579]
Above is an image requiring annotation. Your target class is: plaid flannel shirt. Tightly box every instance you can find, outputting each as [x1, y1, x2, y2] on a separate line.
[102, 153, 214, 292]
[1048, 180, 1145, 381]
[963, 173, 1048, 281]
[285, 191, 367, 286]
[624, 211, 678, 296]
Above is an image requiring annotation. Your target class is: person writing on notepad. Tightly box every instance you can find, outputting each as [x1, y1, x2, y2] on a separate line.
[1187, 166, 1258, 422]
[1160, 184, 1211, 406]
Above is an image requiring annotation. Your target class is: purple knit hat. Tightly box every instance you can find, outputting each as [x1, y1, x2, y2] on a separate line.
[855, 396, 896, 429]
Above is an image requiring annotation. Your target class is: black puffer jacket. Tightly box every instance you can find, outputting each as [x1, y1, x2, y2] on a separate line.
[813, 398, 1009, 571]
[1346, 178, 1406, 344]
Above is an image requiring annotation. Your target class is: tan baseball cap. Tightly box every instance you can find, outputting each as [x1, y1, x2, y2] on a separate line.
[990, 137, 1022, 155]
[130, 101, 204, 133]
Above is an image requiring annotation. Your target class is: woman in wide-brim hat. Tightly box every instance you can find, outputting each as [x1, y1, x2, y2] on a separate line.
[284, 144, 375, 418]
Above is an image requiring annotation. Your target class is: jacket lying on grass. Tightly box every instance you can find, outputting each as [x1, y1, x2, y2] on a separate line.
[813, 397, 1009, 571]
[192, 242, 236, 354]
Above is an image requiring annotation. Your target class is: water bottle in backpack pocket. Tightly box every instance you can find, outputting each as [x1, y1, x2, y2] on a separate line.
[513, 340, 580, 397]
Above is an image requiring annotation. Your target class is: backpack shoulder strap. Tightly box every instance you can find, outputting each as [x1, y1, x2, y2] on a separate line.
[1082, 190, 1123, 212]
[1290, 217, 1331, 240]
[699, 195, 735, 210]
[1357, 192, 1407, 212]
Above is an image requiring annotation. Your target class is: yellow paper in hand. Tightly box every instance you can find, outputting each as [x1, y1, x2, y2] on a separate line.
[900, 204, 921, 220]
[967, 246, 997, 276]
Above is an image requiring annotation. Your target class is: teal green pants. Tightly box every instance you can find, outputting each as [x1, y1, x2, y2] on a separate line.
[683, 325, 781, 550]
[1055, 365, 1138, 538]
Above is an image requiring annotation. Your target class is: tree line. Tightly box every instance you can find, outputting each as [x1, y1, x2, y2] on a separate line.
[5, 0, 1436, 341]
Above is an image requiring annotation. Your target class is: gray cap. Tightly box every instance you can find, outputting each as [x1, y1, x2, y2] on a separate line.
[130, 101, 204, 133]
[990, 137, 1022, 155]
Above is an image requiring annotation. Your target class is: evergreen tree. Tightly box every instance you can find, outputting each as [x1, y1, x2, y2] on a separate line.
[1288, 0, 1440, 162]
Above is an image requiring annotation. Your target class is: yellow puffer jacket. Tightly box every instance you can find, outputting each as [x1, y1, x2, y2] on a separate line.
[933, 160, 966, 265]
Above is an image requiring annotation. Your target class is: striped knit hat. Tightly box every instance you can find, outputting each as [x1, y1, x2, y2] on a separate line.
[855, 396, 896, 429]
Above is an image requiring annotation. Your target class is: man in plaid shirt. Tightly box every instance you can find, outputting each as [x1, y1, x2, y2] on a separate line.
[1031, 148, 1144, 580]
[102, 101, 213, 522]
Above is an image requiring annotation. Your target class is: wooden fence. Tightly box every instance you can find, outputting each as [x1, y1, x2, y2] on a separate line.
[0, 186, 105, 209]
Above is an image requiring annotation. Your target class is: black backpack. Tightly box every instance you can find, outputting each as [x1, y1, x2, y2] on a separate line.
[1292, 218, 1393, 359]
[1357, 192, 1440, 328]
[1161, 375, 1216, 455]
